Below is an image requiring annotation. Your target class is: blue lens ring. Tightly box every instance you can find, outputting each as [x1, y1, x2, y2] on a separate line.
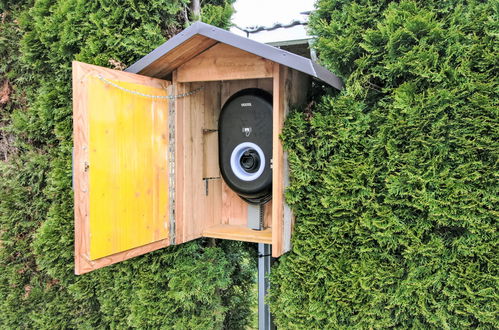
[230, 142, 266, 181]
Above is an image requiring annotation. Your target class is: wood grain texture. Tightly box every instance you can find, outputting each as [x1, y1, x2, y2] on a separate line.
[173, 70, 185, 244]
[73, 61, 171, 275]
[76, 240, 169, 275]
[174, 80, 223, 244]
[271, 65, 309, 257]
[87, 77, 169, 259]
[263, 200, 272, 228]
[177, 43, 274, 82]
[139, 35, 217, 79]
[202, 81, 221, 179]
[203, 224, 272, 244]
[272, 63, 285, 257]
[221, 182, 247, 226]
[183, 81, 206, 242]
[174, 78, 274, 243]
[202, 82, 223, 229]
[73, 61, 89, 275]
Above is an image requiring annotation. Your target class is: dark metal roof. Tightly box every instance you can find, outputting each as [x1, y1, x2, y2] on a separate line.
[126, 21, 343, 90]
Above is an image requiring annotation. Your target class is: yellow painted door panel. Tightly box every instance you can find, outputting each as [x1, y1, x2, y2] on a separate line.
[73, 61, 171, 274]
[88, 77, 169, 260]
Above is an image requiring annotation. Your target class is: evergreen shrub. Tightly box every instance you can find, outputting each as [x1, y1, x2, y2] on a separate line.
[269, 0, 498, 328]
[1, 1, 252, 329]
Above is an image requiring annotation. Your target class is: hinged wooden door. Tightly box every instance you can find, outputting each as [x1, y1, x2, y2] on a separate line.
[73, 61, 173, 274]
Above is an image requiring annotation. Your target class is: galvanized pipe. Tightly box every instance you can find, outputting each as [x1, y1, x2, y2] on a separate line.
[258, 243, 275, 330]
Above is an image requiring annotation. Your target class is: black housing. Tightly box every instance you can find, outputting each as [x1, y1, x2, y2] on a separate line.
[218, 89, 273, 204]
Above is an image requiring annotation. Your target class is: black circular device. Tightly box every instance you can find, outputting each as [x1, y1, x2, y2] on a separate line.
[218, 88, 273, 204]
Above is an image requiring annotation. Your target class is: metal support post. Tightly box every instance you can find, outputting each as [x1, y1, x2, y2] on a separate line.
[258, 243, 275, 330]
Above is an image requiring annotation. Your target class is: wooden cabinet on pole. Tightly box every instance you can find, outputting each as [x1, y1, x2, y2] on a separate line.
[72, 22, 342, 274]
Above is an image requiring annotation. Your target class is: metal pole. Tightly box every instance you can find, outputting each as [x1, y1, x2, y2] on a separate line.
[258, 243, 275, 330]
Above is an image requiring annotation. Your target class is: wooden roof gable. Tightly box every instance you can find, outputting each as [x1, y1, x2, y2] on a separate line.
[126, 22, 343, 90]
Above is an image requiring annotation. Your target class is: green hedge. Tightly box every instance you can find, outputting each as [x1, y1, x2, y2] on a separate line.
[269, 0, 498, 328]
[2, 0, 497, 328]
[0, 1, 255, 329]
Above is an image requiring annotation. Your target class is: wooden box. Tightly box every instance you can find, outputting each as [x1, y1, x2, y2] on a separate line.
[72, 23, 341, 274]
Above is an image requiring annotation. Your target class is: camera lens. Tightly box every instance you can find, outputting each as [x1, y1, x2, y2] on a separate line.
[240, 149, 259, 173]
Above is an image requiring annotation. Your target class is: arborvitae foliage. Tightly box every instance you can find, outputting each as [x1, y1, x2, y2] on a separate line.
[201, 0, 235, 29]
[269, 0, 498, 328]
[0, 1, 253, 329]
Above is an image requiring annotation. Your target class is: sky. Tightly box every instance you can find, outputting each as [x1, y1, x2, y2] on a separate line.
[231, 0, 316, 28]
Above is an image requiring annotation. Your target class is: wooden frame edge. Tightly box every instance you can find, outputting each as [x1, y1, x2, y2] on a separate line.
[75, 239, 169, 275]
[173, 70, 185, 244]
[73, 61, 89, 275]
[272, 63, 285, 258]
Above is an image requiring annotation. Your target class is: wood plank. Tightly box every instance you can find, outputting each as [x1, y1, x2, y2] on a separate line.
[263, 200, 272, 228]
[175, 80, 223, 243]
[203, 82, 222, 229]
[271, 65, 309, 257]
[76, 240, 169, 275]
[177, 43, 274, 82]
[188, 81, 197, 242]
[183, 81, 196, 242]
[87, 74, 169, 260]
[221, 182, 247, 226]
[202, 82, 221, 179]
[76, 61, 169, 87]
[190, 82, 209, 242]
[73, 61, 171, 274]
[203, 224, 272, 244]
[173, 71, 185, 244]
[73, 60, 89, 275]
[139, 35, 217, 79]
[272, 63, 285, 257]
